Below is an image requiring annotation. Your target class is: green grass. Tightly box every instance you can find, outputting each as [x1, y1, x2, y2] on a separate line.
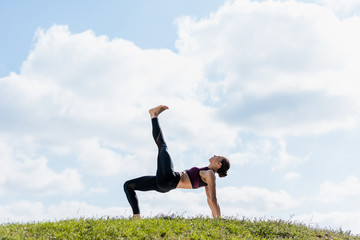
[0, 216, 359, 239]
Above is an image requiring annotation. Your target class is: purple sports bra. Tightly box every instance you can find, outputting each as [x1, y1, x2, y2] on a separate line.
[186, 167, 209, 189]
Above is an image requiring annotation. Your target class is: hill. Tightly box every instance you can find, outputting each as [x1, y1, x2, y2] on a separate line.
[0, 216, 359, 239]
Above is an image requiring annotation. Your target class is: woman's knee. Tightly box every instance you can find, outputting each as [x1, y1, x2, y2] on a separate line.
[123, 180, 134, 193]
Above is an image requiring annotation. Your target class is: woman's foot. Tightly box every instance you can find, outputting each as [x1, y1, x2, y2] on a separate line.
[133, 214, 141, 219]
[149, 105, 169, 118]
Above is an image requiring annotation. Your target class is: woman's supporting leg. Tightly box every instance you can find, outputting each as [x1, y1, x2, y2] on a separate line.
[123, 176, 159, 215]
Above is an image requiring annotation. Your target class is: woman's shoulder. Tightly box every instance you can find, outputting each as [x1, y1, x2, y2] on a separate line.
[199, 168, 216, 180]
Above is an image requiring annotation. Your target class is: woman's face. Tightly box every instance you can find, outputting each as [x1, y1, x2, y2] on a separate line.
[209, 155, 223, 168]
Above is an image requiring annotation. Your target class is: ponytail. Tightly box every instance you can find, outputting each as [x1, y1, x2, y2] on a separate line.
[217, 157, 230, 178]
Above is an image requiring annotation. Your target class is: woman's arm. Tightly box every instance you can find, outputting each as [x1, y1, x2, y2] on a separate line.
[203, 171, 221, 218]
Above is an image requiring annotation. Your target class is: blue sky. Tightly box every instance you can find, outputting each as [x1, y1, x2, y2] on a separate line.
[0, 0, 224, 77]
[1, 0, 360, 234]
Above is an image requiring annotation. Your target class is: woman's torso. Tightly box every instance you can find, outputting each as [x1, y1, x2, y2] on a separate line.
[176, 167, 209, 189]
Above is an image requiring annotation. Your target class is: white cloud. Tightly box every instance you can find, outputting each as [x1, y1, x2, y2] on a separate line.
[133, 190, 208, 217]
[316, 176, 360, 203]
[0, 24, 241, 179]
[45, 201, 127, 220]
[1, 0, 358, 182]
[218, 186, 300, 211]
[229, 138, 273, 167]
[228, 138, 307, 171]
[76, 138, 124, 176]
[88, 187, 108, 195]
[0, 201, 45, 223]
[0, 201, 127, 223]
[283, 172, 301, 180]
[133, 185, 300, 218]
[273, 140, 308, 170]
[317, 0, 360, 16]
[295, 211, 360, 234]
[176, 0, 360, 137]
[0, 139, 83, 196]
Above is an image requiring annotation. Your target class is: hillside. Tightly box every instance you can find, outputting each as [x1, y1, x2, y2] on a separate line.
[0, 216, 359, 239]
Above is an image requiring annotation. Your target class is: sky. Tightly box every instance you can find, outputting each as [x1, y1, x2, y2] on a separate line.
[1, 0, 360, 234]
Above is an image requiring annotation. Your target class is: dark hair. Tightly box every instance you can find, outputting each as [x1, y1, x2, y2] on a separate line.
[217, 157, 230, 178]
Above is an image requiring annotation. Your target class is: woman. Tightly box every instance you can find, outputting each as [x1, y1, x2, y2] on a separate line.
[123, 105, 230, 218]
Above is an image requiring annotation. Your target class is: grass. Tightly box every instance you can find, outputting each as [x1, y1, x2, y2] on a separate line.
[0, 216, 359, 239]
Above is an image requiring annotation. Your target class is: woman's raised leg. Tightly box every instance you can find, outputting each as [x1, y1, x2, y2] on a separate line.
[148, 105, 180, 191]
[149, 105, 169, 149]
[123, 105, 179, 217]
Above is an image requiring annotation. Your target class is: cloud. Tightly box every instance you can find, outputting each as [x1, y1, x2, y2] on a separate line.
[228, 138, 272, 167]
[218, 186, 300, 211]
[134, 185, 301, 218]
[0, 23, 239, 197]
[317, 0, 360, 17]
[0, 200, 127, 223]
[273, 140, 308, 170]
[283, 172, 301, 180]
[75, 138, 124, 176]
[295, 210, 360, 234]
[176, 0, 360, 137]
[316, 176, 360, 203]
[0, 24, 240, 178]
[0, 139, 83, 196]
[1, 0, 359, 186]
[228, 138, 307, 171]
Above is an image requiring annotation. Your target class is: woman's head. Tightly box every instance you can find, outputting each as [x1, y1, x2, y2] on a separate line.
[209, 155, 230, 177]
[217, 156, 230, 177]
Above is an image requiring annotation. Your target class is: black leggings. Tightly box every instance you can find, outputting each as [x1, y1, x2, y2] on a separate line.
[123, 118, 180, 214]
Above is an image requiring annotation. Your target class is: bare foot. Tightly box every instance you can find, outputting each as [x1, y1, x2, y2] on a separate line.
[133, 214, 141, 219]
[149, 105, 169, 118]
